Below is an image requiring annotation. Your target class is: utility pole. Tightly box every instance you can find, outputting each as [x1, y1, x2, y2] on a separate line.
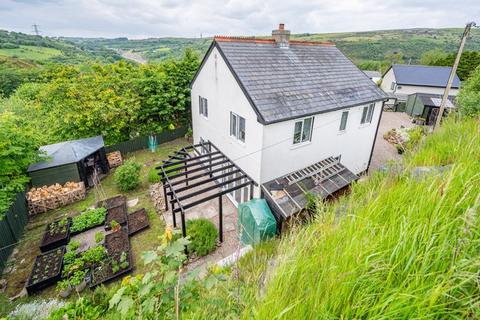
[32, 24, 40, 36]
[434, 22, 476, 130]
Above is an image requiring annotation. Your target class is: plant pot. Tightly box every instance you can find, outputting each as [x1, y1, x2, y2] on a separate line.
[75, 279, 87, 293]
[59, 286, 72, 298]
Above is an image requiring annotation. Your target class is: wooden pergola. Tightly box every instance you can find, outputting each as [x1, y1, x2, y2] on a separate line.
[157, 141, 256, 242]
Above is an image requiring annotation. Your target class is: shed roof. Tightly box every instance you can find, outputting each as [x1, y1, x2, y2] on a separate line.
[390, 64, 461, 88]
[416, 93, 456, 109]
[196, 37, 386, 124]
[28, 136, 104, 172]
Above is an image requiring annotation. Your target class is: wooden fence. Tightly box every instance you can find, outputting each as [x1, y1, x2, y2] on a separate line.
[0, 189, 29, 274]
[105, 127, 188, 155]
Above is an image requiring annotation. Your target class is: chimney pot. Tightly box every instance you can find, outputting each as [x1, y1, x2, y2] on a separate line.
[272, 23, 290, 48]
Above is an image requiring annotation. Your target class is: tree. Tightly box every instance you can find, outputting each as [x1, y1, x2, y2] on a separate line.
[420, 49, 448, 65]
[0, 111, 42, 214]
[457, 65, 480, 117]
[421, 50, 480, 81]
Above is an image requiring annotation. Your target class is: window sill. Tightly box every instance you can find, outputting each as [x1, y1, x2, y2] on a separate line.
[229, 135, 246, 147]
[359, 123, 371, 128]
[290, 141, 312, 150]
[337, 130, 347, 135]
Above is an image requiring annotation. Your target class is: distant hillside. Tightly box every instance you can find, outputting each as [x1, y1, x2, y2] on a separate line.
[65, 28, 480, 69]
[0, 30, 122, 65]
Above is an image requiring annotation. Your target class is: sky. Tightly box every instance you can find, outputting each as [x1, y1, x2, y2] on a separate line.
[0, 0, 479, 39]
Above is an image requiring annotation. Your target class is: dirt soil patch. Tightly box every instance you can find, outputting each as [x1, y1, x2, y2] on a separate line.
[128, 208, 150, 236]
[90, 251, 132, 289]
[105, 228, 130, 256]
[26, 246, 65, 295]
[99, 195, 128, 229]
[39, 218, 71, 253]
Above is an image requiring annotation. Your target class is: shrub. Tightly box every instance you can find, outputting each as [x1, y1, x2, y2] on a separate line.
[457, 65, 480, 117]
[114, 160, 142, 191]
[70, 208, 106, 233]
[147, 167, 161, 183]
[186, 218, 218, 256]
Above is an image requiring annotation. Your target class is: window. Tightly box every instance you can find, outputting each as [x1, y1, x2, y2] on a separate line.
[293, 117, 314, 144]
[199, 96, 208, 118]
[339, 111, 349, 131]
[360, 104, 375, 125]
[390, 82, 396, 90]
[230, 112, 245, 142]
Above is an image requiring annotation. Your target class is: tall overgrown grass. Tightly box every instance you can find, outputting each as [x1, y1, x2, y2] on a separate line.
[249, 117, 480, 319]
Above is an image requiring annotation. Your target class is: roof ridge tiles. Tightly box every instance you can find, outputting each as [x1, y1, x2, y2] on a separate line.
[214, 35, 334, 46]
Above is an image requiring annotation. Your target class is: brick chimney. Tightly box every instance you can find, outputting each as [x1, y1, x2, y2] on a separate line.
[272, 23, 290, 48]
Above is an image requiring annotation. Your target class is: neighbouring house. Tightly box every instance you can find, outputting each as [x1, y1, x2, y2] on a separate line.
[380, 64, 461, 105]
[405, 93, 456, 125]
[190, 24, 386, 225]
[364, 70, 382, 84]
[28, 136, 109, 188]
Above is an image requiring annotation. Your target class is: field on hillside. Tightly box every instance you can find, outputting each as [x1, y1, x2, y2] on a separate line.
[0, 45, 62, 61]
[65, 28, 480, 66]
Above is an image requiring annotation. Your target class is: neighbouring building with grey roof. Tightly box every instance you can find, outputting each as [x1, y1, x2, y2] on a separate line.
[190, 24, 386, 224]
[380, 64, 461, 103]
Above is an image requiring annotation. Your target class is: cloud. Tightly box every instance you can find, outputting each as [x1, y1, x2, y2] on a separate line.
[0, 0, 478, 38]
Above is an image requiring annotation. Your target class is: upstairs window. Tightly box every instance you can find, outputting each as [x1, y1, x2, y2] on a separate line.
[390, 82, 396, 90]
[339, 111, 349, 131]
[293, 117, 313, 144]
[360, 104, 375, 124]
[199, 96, 208, 118]
[230, 112, 245, 142]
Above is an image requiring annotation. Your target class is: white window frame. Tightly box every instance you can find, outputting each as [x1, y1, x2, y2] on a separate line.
[339, 111, 349, 132]
[360, 103, 375, 125]
[293, 117, 314, 145]
[199, 96, 208, 118]
[390, 81, 397, 91]
[230, 112, 245, 143]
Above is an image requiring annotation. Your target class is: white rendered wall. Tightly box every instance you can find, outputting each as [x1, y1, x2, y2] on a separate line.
[191, 46, 264, 196]
[260, 101, 383, 182]
[380, 68, 459, 101]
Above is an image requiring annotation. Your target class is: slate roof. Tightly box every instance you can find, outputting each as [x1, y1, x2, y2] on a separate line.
[204, 37, 386, 124]
[28, 136, 104, 172]
[391, 64, 461, 88]
[416, 93, 456, 109]
[364, 70, 381, 79]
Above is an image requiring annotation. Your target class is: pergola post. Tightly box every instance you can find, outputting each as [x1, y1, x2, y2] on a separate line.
[250, 182, 255, 200]
[171, 201, 177, 228]
[163, 184, 169, 211]
[218, 195, 223, 243]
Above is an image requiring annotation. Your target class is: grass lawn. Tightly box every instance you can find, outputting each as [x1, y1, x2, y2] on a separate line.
[0, 138, 189, 314]
[0, 45, 63, 61]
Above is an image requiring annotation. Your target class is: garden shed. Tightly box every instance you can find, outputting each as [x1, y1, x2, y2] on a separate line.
[28, 136, 109, 188]
[405, 93, 456, 125]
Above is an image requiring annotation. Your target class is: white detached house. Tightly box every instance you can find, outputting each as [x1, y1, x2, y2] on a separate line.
[190, 24, 386, 222]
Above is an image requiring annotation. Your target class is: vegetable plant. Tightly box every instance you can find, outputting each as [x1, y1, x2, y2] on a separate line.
[70, 208, 107, 233]
[67, 239, 80, 252]
[110, 220, 120, 232]
[95, 232, 105, 244]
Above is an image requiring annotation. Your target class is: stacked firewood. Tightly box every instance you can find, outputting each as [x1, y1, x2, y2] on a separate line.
[107, 151, 123, 168]
[27, 181, 86, 215]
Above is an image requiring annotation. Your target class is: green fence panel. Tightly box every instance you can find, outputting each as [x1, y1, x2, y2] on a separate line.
[105, 127, 188, 155]
[0, 189, 29, 274]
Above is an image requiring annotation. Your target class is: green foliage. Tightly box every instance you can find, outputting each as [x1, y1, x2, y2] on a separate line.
[81, 245, 107, 265]
[95, 231, 105, 244]
[421, 50, 480, 81]
[457, 66, 480, 117]
[0, 111, 41, 216]
[55, 279, 70, 292]
[47, 297, 103, 320]
[251, 118, 480, 318]
[114, 160, 142, 191]
[69, 270, 87, 287]
[67, 239, 80, 252]
[70, 207, 107, 233]
[147, 167, 161, 183]
[186, 218, 218, 256]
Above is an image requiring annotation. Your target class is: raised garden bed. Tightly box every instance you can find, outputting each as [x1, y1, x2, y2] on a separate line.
[127, 208, 150, 236]
[26, 246, 65, 295]
[70, 208, 107, 236]
[89, 250, 133, 289]
[40, 218, 72, 253]
[97, 195, 127, 229]
[105, 227, 130, 256]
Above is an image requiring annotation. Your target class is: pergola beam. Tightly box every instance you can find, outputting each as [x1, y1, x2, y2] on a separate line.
[174, 174, 246, 202]
[167, 168, 241, 196]
[161, 158, 229, 182]
[158, 151, 221, 169]
[161, 154, 225, 175]
[167, 164, 236, 188]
